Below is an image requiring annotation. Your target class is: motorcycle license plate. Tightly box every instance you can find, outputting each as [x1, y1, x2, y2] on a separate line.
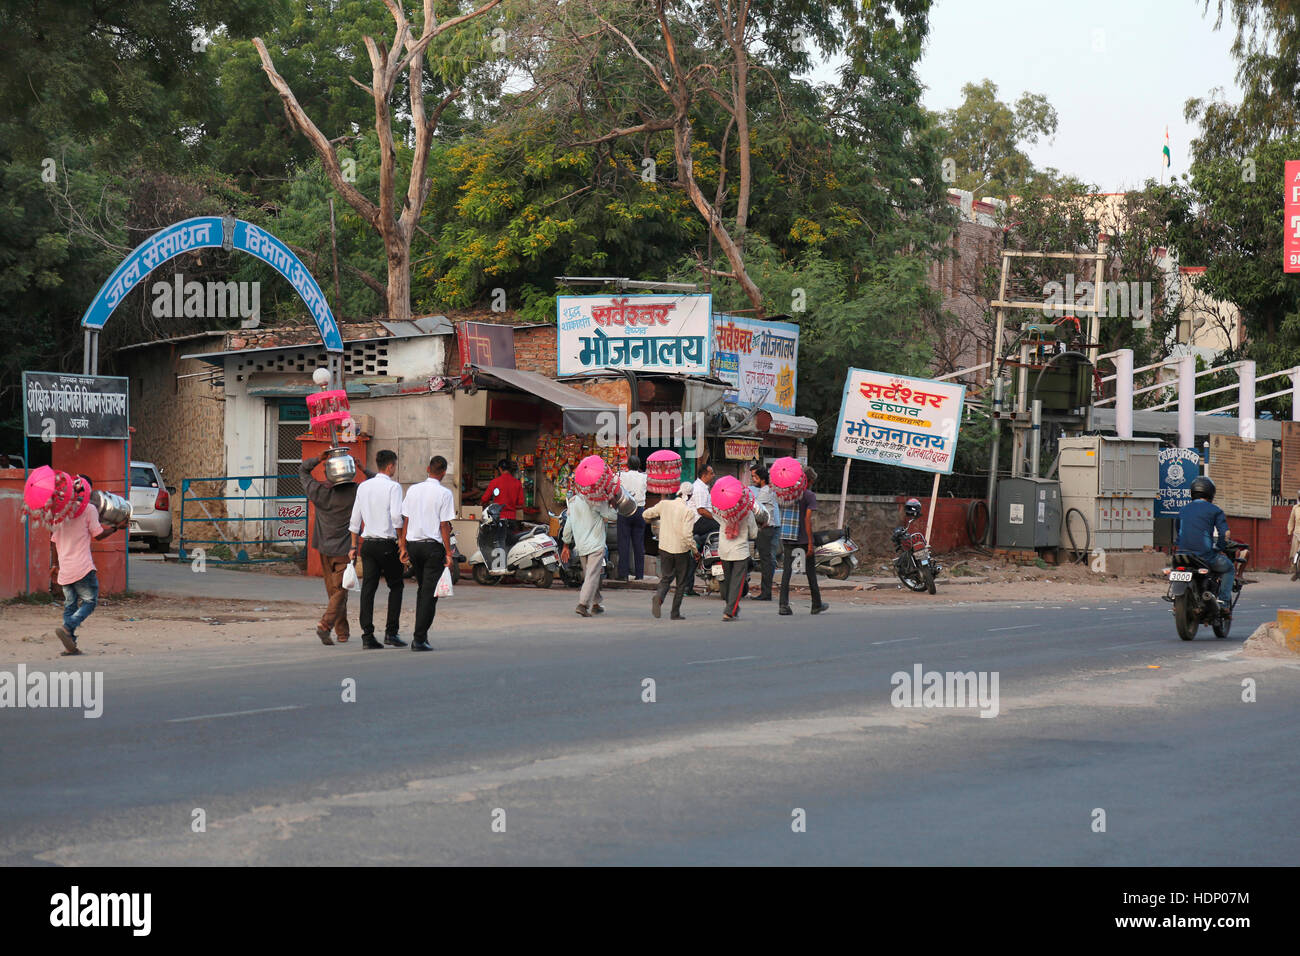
[543, 556, 557, 566]
[711, 564, 724, 577]
[1169, 571, 1193, 582]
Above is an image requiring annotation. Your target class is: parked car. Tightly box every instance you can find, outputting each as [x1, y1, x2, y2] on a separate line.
[128, 461, 174, 552]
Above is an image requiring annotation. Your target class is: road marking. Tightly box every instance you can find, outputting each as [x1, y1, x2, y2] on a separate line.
[988, 624, 1036, 632]
[1100, 640, 1165, 650]
[870, 637, 920, 645]
[686, 656, 757, 665]
[167, 705, 303, 723]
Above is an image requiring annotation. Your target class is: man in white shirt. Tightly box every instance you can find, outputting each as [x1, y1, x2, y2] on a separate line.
[348, 449, 405, 648]
[687, 461, 717, 596]
[615, 456, 648, 581]
[398, 455, 456, 652]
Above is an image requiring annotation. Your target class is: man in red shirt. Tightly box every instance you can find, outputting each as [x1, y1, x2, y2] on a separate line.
[480, 460, 526, 566]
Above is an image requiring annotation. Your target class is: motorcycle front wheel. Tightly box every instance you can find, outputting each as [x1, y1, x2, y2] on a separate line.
[1174, 592, 1199, 641]
[895, 559, 928, 593]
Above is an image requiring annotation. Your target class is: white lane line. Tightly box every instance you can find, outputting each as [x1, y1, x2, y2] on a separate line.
[870, 637, 920, 645]
[988, 624, 1036, 632]
[167, 705, 303, 723]
[686, 656, 758, 665]
[1100, 640, 1165, 650]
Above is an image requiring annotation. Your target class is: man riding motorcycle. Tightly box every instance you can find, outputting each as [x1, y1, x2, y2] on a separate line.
[1174, 476, 1235, 615]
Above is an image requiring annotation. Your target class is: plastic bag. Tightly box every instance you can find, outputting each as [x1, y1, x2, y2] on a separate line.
[434, 567, 454, 598]
[342, 561, 360, 592]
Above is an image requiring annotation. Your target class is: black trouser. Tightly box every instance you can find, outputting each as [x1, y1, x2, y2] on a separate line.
[755, 526, 779, 599]
[722, 558, 748, 615]
[407, 539, 447, 643]
[655, 550, 692, 615]
[616, 507, 646, 578]
[360, 538, 404, 639]
[780, 538, 821, 608]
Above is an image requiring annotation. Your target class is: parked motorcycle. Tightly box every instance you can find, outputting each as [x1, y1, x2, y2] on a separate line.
[468, 488, 559, 588]
[695, 531, 724, 592]
[891, 523, 941, 595]
[1164, 542, 1248, 640]
[813, 526, 859, 580]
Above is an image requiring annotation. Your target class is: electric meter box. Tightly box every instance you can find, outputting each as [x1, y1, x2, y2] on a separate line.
[1058, 436, 1159, 550]
[996, 477, 1062, 549]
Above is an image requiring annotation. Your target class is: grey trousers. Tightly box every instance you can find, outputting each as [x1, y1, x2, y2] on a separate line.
[578, 550, 605, 609]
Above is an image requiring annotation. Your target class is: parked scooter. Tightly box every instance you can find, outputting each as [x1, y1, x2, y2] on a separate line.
[891, 498, 941, 595]
[695, 531, 724, 592]
[813, 526, 859, 579]
[1164, 541, 1248, 640]
[468, 487, 559, 588]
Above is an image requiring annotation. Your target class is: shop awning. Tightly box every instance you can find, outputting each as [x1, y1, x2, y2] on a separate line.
[472, 366, 620, 435]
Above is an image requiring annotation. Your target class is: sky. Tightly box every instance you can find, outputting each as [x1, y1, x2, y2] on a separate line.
[914, 0, 1244, 192]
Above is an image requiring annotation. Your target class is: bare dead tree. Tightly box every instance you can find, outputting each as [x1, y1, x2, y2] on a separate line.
[252, 0, 502, 320]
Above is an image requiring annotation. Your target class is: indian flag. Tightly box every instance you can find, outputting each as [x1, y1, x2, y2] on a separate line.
[1163, 126, 1171, 168]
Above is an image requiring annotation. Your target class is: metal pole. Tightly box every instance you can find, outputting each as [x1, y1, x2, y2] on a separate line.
[1115, 348, 1133, 439]
[1030, 399, 1042, 476]
[1239, 360, 1256, 441]
[83, 329, 92, 375]
[1291, 368, 1300, 422]
[1179, 354, 1195, 448]
[836, 457, 850, 530]
[986, 378, 1002, 545]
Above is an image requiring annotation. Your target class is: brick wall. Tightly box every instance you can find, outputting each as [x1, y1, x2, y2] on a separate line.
[512, 326, 557, 376]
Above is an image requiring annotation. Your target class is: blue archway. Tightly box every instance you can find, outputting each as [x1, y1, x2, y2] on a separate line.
[80, 215, 343, 352]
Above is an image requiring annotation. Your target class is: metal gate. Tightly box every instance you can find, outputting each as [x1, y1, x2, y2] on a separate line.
[177, 474, 307, 564]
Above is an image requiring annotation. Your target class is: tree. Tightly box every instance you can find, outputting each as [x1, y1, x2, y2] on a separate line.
[934, 79, 1058, 196]
[252, 0, 503, 320]
[1205, 0, 1300, 138]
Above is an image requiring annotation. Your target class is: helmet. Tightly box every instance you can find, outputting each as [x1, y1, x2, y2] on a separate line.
[1190, 476, 1216, 501]
[904, 498, 923, 518]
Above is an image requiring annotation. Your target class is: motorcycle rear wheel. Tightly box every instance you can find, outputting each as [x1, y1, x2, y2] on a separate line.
[1174, 592, 1199, 641]
[472, 564, 497, 586]
[923, 564, 936, 595]
[827, 561, 852, 580]
[1213, 613, 1231, 639]
[533, 568, 554, 589]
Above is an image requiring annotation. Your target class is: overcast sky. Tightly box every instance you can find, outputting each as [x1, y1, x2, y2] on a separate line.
[915, 0, 1243, 192]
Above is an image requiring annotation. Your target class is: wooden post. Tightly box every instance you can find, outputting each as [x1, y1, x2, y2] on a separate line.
[924, 471, 940, 543]
[836, 457, 850, 529]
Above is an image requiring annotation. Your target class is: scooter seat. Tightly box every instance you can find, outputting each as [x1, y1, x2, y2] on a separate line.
[813, 527, 848, 546]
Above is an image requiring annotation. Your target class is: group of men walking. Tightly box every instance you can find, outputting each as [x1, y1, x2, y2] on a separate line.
[301, 450, 455, 651]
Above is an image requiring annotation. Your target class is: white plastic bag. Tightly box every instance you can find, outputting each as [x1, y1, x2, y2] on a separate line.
[434, 567, 454, 598]
[342, 561, 360, 592]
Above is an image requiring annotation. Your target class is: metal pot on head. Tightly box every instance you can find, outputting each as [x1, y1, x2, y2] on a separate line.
[613, 490, 637, 517]
[321, 447, 357, 485]
[90, 490, 133, 526]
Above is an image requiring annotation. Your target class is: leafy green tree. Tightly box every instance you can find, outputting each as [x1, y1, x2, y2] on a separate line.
[934, 79, 1058, 196]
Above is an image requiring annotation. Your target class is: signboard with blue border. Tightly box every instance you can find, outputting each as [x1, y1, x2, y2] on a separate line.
[1158, 447, 1202, 517]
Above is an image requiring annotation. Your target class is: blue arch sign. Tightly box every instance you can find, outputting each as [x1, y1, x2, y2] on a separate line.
[80, 215, 343, 352]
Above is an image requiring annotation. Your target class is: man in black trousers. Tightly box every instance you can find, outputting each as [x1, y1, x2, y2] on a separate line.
[348, 449, 405, 648]
[398, 456, 456, 652]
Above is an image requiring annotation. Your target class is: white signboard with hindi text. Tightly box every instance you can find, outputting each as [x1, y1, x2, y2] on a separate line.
[711, 313, 799, 414]
[557, 294, 710, 377]
[833, 368, 965, 475]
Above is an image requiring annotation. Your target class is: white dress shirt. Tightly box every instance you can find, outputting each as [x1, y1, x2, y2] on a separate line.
[402, 478, 456, 541]
[691, 478, 713, 517]
[349, 471, 403, 538]
[619, 470, 647, 507]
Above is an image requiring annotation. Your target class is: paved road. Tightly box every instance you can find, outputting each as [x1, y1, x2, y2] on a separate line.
[3, 564, 1298, 865]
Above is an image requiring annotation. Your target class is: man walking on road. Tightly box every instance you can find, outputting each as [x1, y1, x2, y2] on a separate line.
[301, 452, 373, 645]
[51, 476, 123, 655]
[778, 466, 828, 616]
[398, 455, 456, 652]
[561, 487, 616, 617]
[616, 456, 648, 580]
[750, 465, 779, 601]
[643, 481, 696, 620]
[349, 449, 405, 648]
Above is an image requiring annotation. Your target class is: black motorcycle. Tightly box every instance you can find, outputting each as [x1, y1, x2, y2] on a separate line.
[1164, 542, 1248, 641]
[550, 507, 586, 588]
[891, 519, 941, 595]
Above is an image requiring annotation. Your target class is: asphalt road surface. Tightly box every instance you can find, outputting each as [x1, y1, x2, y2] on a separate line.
[3, 572, 1299, 865]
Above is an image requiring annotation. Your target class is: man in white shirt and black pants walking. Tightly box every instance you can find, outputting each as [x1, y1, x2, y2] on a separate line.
[348, 449, 405, 649]
[398, 455, 457, 652]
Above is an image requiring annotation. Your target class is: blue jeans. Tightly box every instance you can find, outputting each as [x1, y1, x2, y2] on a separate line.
[1210, 553, 1234, 607]
[62, 570, 99, 638]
